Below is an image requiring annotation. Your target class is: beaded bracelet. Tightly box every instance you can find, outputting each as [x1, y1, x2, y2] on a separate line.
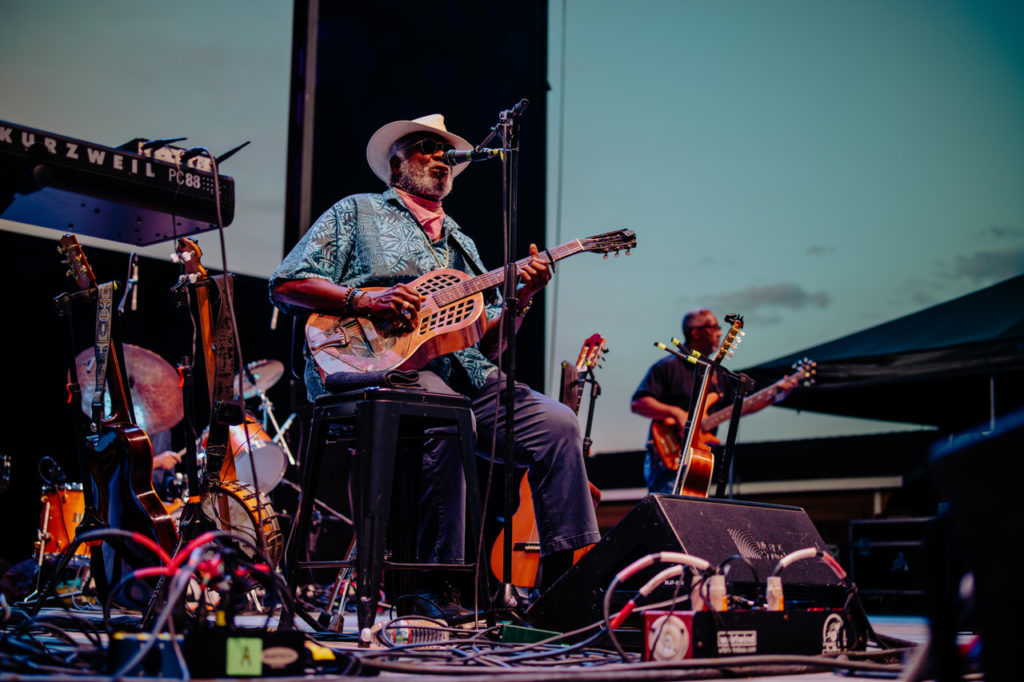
[344, 287, 363, 313]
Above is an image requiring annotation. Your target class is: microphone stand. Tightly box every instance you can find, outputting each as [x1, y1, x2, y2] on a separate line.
[484, 99, 529, 615]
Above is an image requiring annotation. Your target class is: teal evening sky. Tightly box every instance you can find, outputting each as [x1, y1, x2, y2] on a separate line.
[544, 0, 1024, 448]
[1, 1, 1021, 450]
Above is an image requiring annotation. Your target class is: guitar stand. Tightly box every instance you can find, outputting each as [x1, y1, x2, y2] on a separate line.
[138, 279, 224, 629]
[42, 288, 117, 611]
[713, 372, 756, 499]
[580, 371, 602, 458]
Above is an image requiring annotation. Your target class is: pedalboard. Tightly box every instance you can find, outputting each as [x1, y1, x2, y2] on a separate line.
[643, 609, 866, 661]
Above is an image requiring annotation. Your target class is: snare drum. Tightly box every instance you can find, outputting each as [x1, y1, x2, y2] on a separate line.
[205, 412, 287, 492]
[37, 484, 89, 559]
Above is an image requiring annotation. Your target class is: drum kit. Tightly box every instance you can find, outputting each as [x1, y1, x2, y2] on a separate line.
[35, 347, 293, 569]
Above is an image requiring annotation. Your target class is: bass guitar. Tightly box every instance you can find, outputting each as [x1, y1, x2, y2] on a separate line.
[58, 235, 177, 555]
[305, 229, 635, 377]
[489, 334, 606, 588]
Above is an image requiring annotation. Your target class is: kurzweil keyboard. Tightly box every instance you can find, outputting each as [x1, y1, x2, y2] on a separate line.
[0, 120, 236, 246]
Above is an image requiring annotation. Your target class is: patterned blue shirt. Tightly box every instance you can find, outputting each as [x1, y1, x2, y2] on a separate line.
[270, 188, 503, 399]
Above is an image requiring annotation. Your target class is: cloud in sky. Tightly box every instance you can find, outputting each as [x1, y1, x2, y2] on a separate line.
[806, 245, 835, 256]
[978, 224, 1024, 240]
[708, 282, 832, 323]
[951, 246, 1024, 283]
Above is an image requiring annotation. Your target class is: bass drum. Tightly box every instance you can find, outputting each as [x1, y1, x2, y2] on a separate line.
[37, 484, 90, 559]
[199, 480, 284, 567]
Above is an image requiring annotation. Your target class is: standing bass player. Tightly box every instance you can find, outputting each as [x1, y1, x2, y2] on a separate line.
[631, 308, 799, 494]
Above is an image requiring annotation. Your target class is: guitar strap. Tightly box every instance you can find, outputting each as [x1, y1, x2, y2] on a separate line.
[210, 275, 238, 409]
[91, 282, 115, 424]
[204, 274, 242, 485]
[449, 234, 511, 311]
[448, 233, 485, 276]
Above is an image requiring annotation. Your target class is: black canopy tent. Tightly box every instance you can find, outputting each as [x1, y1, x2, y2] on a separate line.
[742, 274, 1024, 431]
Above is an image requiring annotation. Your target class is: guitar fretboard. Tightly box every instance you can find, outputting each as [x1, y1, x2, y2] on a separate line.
[432, 240, 585, 307]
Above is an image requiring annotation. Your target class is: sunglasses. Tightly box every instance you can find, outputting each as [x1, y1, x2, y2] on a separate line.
[402, 138, 455, 156]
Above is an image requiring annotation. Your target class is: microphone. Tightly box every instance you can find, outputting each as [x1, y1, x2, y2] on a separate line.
[440, 148, 502, 165]
[129, 253, 139, 312]
[39, 456, 66, 485]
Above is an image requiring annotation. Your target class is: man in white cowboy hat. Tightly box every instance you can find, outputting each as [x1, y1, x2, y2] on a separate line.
[271, 114, 600, 620]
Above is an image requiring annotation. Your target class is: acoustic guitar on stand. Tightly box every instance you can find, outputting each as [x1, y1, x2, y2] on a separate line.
[651, 316, 744, 497]
[651, 352, 816, 496]
[489, 334, 606, 588]
[305, 230, 635, 377]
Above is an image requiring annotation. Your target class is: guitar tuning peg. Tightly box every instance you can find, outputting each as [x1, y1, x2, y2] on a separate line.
[614, 250, 620, 257]
[603, 253, 609, 259]
[169, 253, 181, 264]
[625, 249, 631, 255]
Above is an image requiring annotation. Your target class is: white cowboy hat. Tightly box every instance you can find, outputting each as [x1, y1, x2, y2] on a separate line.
[365, 113, 473, 184]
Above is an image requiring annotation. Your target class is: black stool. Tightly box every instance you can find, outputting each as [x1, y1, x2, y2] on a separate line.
[284, 387, 482, 637]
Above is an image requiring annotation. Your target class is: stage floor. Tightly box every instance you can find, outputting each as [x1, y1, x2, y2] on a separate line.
[8, 606, 933, 681]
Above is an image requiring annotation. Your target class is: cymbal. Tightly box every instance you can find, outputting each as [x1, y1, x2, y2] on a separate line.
[234, 359, 285, 399]
[75, 345, 183, 434]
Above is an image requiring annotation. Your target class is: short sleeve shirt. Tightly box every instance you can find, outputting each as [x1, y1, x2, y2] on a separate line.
[270, 188, 503, 399]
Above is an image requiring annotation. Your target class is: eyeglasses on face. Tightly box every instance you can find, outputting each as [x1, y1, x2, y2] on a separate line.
[403, 137, 454, 156]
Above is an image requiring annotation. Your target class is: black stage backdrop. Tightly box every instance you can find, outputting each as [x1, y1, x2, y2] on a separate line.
[1, 0, 551, 570]
[293, 0, 550, 391]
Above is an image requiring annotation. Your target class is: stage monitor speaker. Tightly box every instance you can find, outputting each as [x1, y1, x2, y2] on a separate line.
[527, 494, 848, 633]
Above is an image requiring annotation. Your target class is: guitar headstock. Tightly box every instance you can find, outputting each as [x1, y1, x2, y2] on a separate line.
[172, 237, 208, 282]
[790, 357, 817, 386]
[58, 234, 97, 290]
[713, 313, 745, 363]
[575, 333, 608, 373]
[580, 229, 636, 257]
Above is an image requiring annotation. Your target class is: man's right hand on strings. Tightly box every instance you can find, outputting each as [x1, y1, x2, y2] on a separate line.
[356, 283, 425, 324]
